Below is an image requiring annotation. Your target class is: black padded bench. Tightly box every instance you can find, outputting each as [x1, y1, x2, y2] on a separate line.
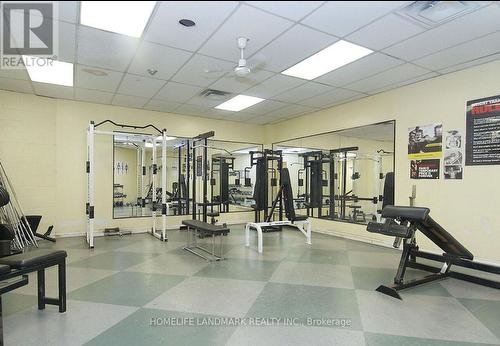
[182, 220, 230, 261]
[0, 249, 67, 344]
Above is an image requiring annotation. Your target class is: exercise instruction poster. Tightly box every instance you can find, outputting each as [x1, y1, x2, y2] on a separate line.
[408, 123, 443, 159]
[465, 95, 500, 165]
[410, 160, 440, 179]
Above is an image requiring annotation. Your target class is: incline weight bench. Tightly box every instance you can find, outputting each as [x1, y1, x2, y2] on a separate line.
[367, 206, 499, 299]
[245, 168, 311, 253]
[182, 220, 230, 261]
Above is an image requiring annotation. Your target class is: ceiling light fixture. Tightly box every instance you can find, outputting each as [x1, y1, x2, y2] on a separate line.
[23, 56, 73, 86]
[80, 1, 156, 38]
[215, 95, 265, 112]
[179, 19, 196, 27]
[282, 40, 373, 80]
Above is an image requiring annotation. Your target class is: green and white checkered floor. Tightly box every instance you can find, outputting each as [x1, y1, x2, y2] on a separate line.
[3, 225, 500, 345]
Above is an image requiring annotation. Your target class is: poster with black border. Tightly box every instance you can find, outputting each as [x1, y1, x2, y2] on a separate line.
[410, 160, 440, 179]
[408, 123, 443, 159]
[465, 95, 500, 166]
[444, 130, 464, 180]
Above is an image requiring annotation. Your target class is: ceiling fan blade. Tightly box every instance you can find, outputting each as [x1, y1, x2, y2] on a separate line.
[247, 53, 267, 70]
[204, 68, 232, 74]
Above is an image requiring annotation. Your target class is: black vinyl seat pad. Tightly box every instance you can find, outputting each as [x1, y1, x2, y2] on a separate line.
[0, 250, 67, 269]
[182, 220, 230, 236]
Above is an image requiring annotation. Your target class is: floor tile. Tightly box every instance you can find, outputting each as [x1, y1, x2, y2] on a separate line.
[441, 279, 500, 301]
[347, 250, 402, 268]
[4, 300, 138, 346]
[356, 290, 499, 344]
[125, 253, 208, 276]
[246, 283, 362, 330]
[85, 308, 236, 346]
[113, 238, 185, 254]
[69, 251, 159, 271]
[224, 245, 289, 262]
[15, 266, 117, 296]
[285, 248, 349, 265]
[364, 332, 498, 346]
[145, 277, 265, 317]
[2, 292, 37, 316]
[69, 271, 185, 307]
[459, 298, 500, 339]
[227, 326, 365, 346]
[270, 261, 354, 289]
[345, 240, 397, 253]
[194, 258, 280, 282]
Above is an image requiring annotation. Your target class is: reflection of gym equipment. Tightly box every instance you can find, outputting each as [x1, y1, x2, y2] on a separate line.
[367, 205, 499, 299]
[87, 120, 169, 247]
[249, 149, 283, 226]
[210, 155, 235, 213]
[245, 168, 311, 253]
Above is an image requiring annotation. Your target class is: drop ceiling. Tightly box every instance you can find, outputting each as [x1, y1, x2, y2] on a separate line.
[1, 1, 500, 125]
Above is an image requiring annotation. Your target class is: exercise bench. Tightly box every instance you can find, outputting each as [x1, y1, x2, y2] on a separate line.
[182, 220, 230, 261]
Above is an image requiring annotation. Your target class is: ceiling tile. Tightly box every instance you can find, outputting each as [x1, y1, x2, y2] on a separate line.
[74, 88, 114, 104]
[301, 1, 409, 37]
[77, 26, 139, 71]
[58, 21, 76, 62]
[244, 74, 306, 98]
[175, 104, 212, 117]
[245, 1, 324, 21]
[315, 53, 405, 87]
[185, 94, 231, 108]
[413, 31, 500, 71]
[117, 74, 166, 98]
[265, 103, 317, 118]
[145, 1, 238, 52]
[33, 83, 73, 100]
[75, 64, 124, 92]
[255, 24, 338, 72]
[144, 99, 182, 113]
[0, 67, 29, 80]
[0, 78, 32, 94]
[198, 4, 293, 61]
[128, 42, 192, 80]
[438, 53, 500, 74]
[272, 82, 334, 103]
[245, 99, 288, 115]
[171, 54, 235, 87]
[209, 69, 275, 94]
[367, 72, 439, 95]
[154, 82, 204, 103]
[383, 4, 500, 61]
[31, 1, 78, 23]
[346, 13, 426, 50]
[345, 63, 432, 93]
[246, 115, 272, 124]
[298, 88, 364, 108]
[112, 94, 149, 108]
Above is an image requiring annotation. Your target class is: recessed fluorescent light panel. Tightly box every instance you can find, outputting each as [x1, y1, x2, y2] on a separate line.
[80, 1, 156, 38]
[282, 40, 373, 80]
[23, 56, 73, 86]
[215, 95, 265, 112]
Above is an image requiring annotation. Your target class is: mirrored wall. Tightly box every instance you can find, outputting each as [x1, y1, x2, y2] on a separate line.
[272, 121, 395, 225]
[113, 134, 263, 219]
[113, 134, 189, 219]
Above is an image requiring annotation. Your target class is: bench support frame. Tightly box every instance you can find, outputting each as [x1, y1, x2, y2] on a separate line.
[183, 226, 225, 262]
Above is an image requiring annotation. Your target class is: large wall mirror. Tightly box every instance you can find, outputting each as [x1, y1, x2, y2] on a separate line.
[206, 140, 263, 214]
[272, 121, 395, 225]
[113, 133, 189, 219]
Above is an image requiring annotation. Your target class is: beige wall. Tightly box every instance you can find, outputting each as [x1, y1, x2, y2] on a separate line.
[0, 91, 264, 236]
[265, 59, 500, 264]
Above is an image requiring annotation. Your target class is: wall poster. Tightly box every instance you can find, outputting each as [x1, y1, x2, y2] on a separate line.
[408, 123, 443, 159]
[465, 95, 500, 166]
[410, 159, 440, 179]
[444, 130, 463, 180]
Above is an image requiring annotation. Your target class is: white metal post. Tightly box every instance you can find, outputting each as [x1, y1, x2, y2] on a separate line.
[151, 136, 157, 237]
[161, 130, 168, 241]
[141, 140, 146, 217]
[87, 122, 95, 248]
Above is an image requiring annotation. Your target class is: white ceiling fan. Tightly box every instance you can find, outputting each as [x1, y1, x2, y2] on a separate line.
[205, 37, 264, 78]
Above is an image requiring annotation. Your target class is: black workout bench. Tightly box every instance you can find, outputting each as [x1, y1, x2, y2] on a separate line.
[0, 249, 67, 343]
[182, 220, 230, 261]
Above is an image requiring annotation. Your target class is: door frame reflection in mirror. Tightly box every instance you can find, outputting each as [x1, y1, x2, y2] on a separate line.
[271, 120, 395, 226]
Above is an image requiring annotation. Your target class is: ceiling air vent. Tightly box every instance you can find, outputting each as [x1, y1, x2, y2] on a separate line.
[396, 1, 485, 28]
[200, 89, 232, 101]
